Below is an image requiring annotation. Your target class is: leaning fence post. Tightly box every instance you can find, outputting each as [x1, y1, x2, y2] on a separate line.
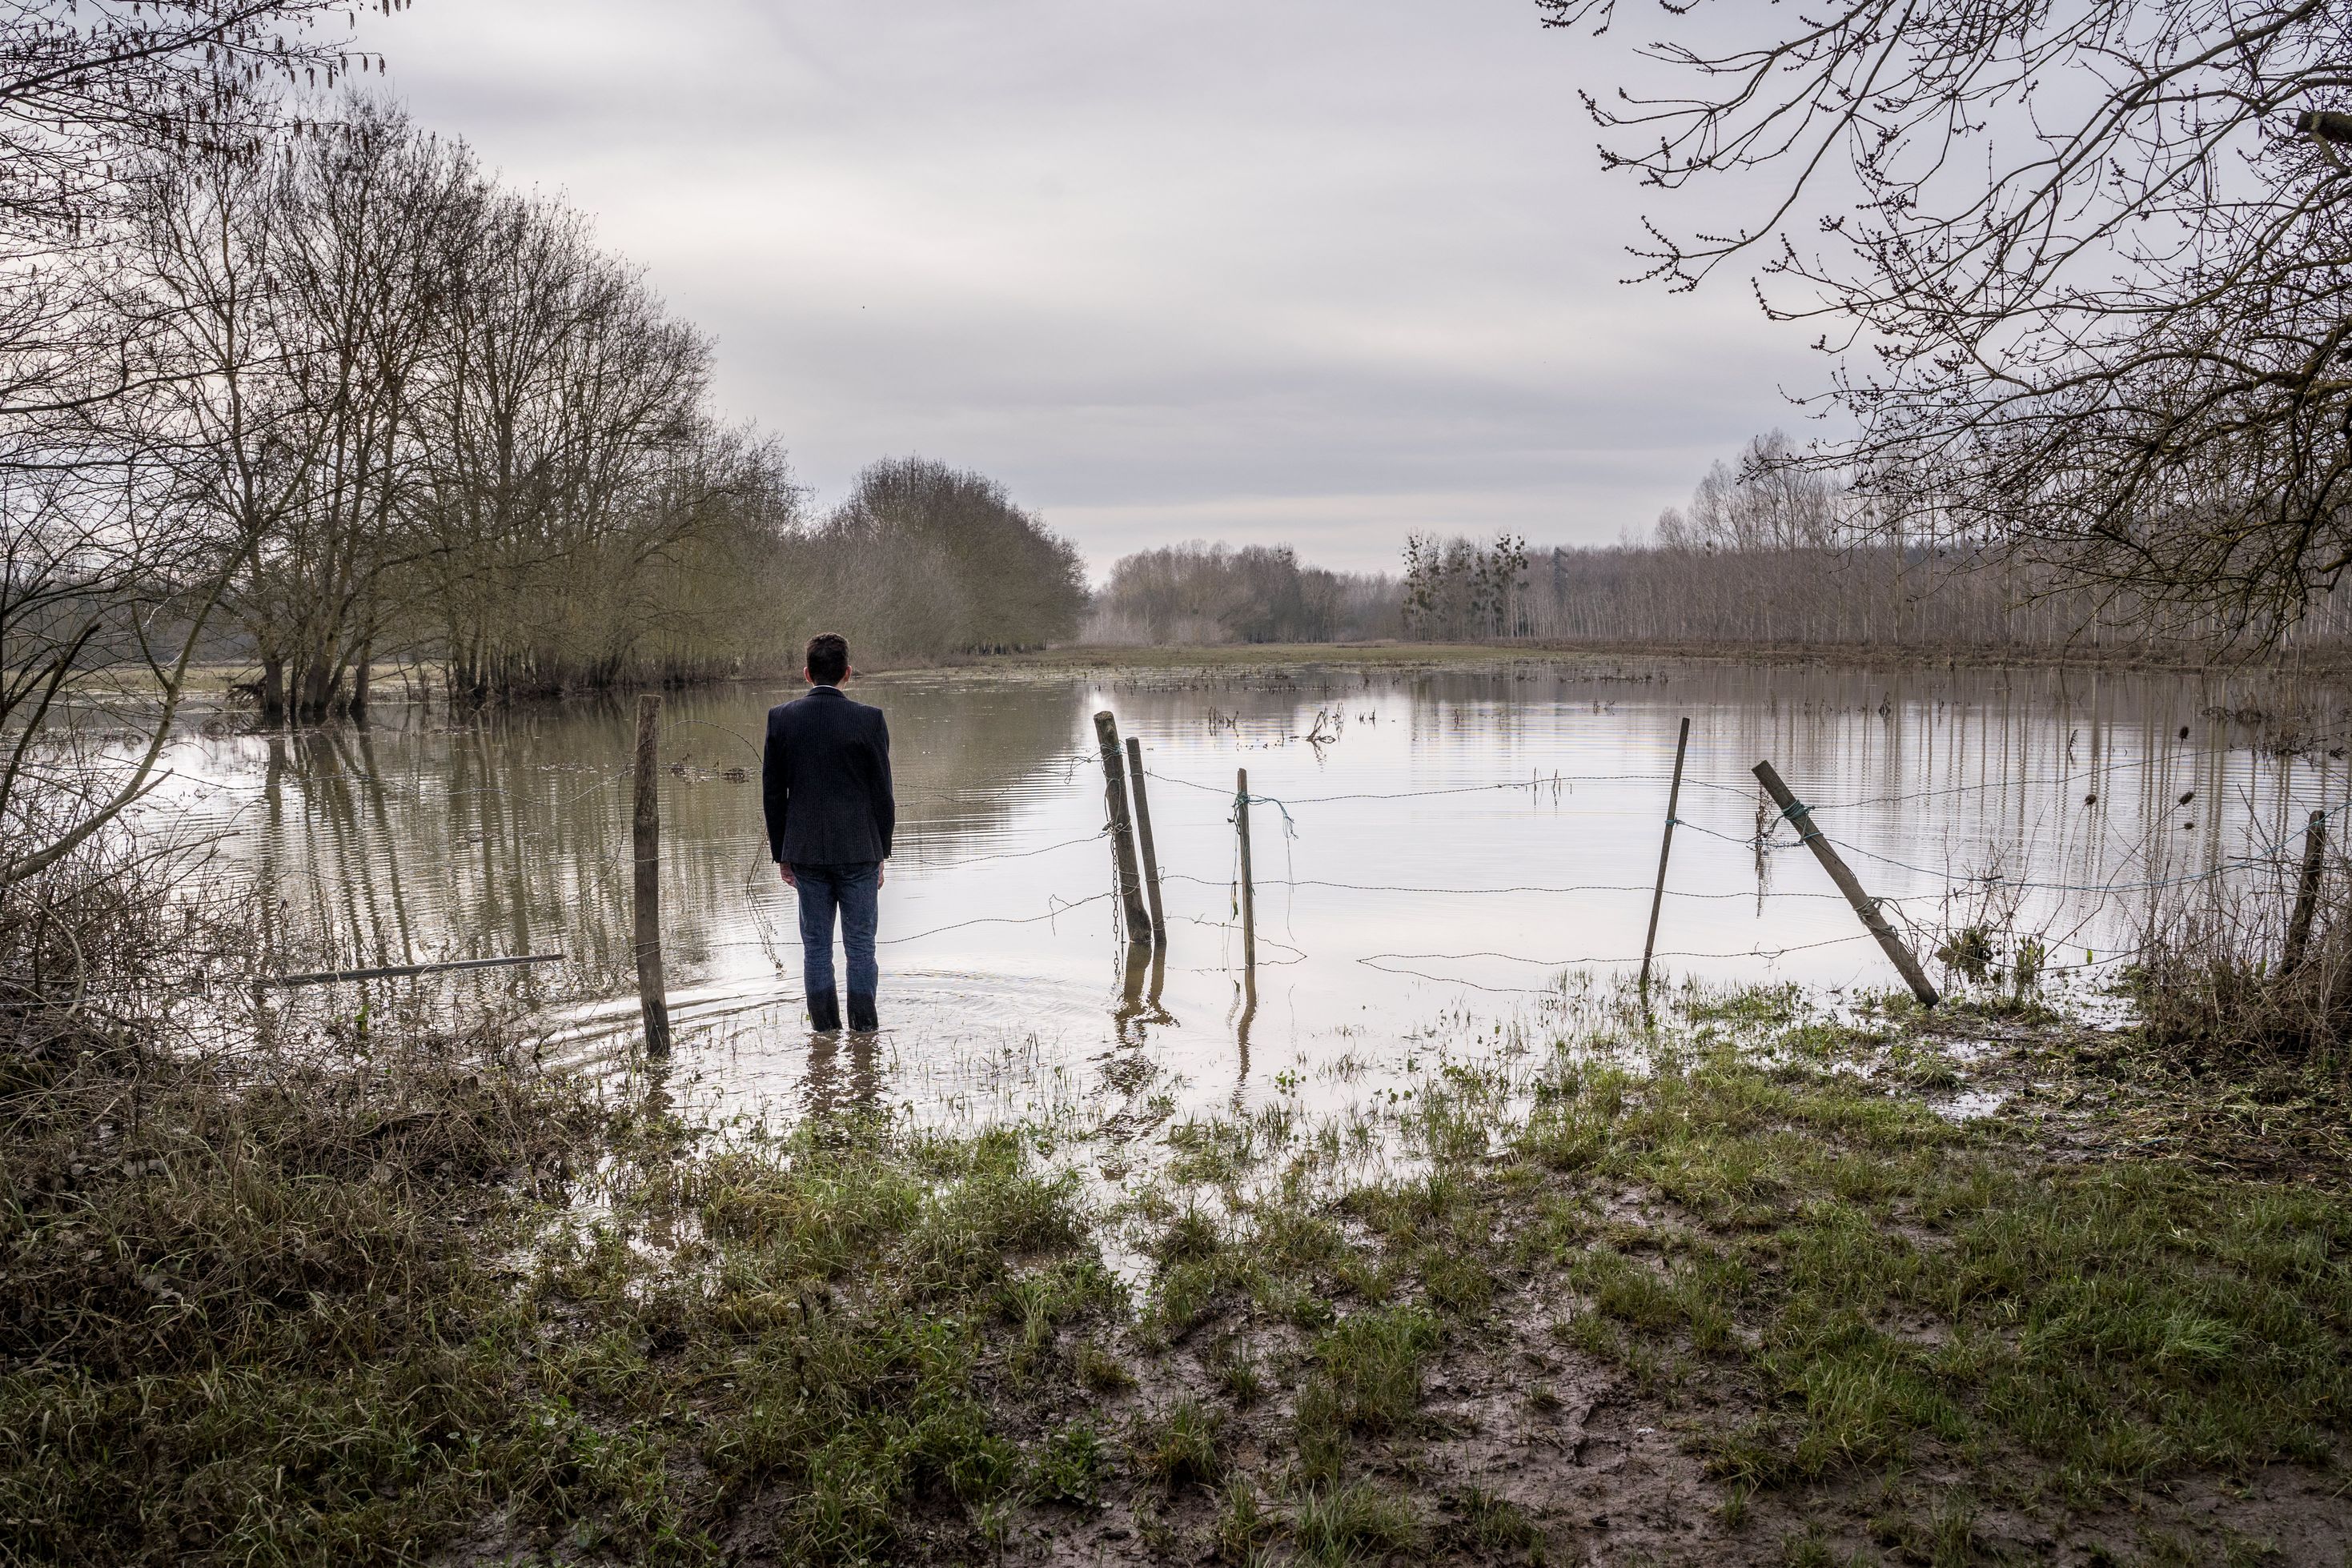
[1640, 716, 1691, 994]
[1126, 736, 1167, 948]
[2284, 809, 2328, 976]
[632, 692, 672, 1056]
[1752, 759, 1940, 1007]
[1094, 712, 1152, 944]
[1235, 767, 1258, 976]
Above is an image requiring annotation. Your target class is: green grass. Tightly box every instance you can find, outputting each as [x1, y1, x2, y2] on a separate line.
[1314, 1305, 1443, 1434]
[1446, 1486, 1544, 1559]
[1096, 988, 2352, 1560]
[1130, 1396, 1225, 1490]
[1293, 1479, 1425, 1564]
[1500, 1046, 2352, 1494]
[1029, 1418, 1110, 1505]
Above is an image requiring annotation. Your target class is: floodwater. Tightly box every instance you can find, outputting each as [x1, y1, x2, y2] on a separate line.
[158, 656, 2351, 1125]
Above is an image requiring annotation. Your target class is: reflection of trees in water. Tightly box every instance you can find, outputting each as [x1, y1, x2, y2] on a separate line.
[231, 680, 1087, 983]
[885, 684, 1093, 856]
[1696, 664, 2346, 916]
[1074, 660, 2348, 954]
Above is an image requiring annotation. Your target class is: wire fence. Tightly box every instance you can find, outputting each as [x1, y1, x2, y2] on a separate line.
[801, 748, 2337, 994]
[1097, 734, 2352, 989]
[225, 705, 2352, 1009]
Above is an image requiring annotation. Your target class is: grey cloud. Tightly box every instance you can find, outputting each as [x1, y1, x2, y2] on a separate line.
[376, 0, 1821, 575]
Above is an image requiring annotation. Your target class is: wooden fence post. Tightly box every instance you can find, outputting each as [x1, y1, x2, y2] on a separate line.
[1094, 712, 1152, 944]
[1640, 716, 1691, 993]
[1235, 767, 1257, 975]
[633, 693, 672, 1056]
[1752, 759, 1940, 1007]
[1126, 736, 1167, 948]
[2284, 809, 2328, 976]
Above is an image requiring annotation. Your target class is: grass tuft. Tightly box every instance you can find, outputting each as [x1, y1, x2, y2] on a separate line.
[1130, 1396, 1226, 1490]
[1293, 1480, 1424, 1564]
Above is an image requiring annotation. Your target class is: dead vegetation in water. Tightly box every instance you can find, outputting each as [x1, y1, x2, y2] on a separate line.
[1926, 860, 2352, 1187]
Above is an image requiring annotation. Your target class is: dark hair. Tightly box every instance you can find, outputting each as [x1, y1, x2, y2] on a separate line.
[805, 632, 850, 685]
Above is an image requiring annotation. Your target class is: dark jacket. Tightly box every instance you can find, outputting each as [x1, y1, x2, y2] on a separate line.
[762, 686, 895, 866]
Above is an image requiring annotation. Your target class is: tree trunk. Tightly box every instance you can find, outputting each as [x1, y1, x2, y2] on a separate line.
[260, 654, 287, 725]
[296, 652, 342, 721]
[351, 639, 374, 715]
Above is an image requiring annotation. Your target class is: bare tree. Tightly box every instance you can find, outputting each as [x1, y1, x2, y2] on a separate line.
[120, 100, 478, 721]
[1658, 433, 1842, 554]
[414, 183, 750, 701]
[1539, 0, 2352, 641]
[2, 2, 391, 438]
[1403, 532, 1526, 640]
[806, 458, 1086, 659]
[2, 2, 390, 885]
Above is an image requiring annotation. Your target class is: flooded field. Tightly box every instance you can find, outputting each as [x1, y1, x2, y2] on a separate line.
[159, 656, 2351, 1126]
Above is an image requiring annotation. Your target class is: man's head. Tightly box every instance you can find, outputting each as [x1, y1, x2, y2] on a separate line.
[805, 632, 851, 687]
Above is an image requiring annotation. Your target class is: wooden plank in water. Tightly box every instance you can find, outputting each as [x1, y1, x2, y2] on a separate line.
[271, 952, 565, 988]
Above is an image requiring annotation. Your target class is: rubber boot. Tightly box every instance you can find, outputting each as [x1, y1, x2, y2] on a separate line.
[807, 989, 841, 1032]
[847, 993, 879, 1033]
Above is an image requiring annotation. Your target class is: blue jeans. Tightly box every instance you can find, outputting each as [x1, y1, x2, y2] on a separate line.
[793, 861, 880, 999]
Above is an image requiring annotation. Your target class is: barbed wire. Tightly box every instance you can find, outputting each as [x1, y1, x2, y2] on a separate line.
[1158, 871, 1917, 903]
[187, 708, 2352, 1018]
[1144, 767, 1752, 808]
[1355, 932, 1881, 992]
[1679, 793, 2352, 900]
[877, 891, 1120, 948]
[1157, 911, 1310, 965]
[1796, 720, 2352, 812]
[898, 828, 1111, 870]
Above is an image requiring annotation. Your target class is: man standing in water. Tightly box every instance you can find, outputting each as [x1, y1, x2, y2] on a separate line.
[763, 633, 894, 1033]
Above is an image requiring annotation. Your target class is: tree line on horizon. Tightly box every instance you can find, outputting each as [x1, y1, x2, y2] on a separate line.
[1084, 432, 2352, 654]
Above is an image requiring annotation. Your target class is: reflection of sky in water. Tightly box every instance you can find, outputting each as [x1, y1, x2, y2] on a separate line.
[153, 660, 2352, 1129]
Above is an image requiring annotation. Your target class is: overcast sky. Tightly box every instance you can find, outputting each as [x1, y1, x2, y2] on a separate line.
[371, 0, 1819, 576]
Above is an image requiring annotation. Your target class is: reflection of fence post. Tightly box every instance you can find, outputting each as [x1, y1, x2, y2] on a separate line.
[1640, 716, 1691, 994]
[1235, 767, 1257, 975]
[632, 693, 672, 1056]
[1094, 712, 1152, 944]
[1116, 940, 1152, 1042]
[1752, 759, 1940, 1007]
[2284, 810, 2328, 976]
[1126, 736, 1167, 948]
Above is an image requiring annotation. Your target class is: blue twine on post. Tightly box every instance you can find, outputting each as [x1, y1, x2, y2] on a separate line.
[1233, 790, 1299, 839]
